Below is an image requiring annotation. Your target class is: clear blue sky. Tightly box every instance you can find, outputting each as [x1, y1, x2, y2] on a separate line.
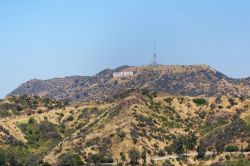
[0, 0, 250, 98]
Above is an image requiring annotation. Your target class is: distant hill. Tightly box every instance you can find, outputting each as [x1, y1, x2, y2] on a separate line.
[8, 65, 250, 101]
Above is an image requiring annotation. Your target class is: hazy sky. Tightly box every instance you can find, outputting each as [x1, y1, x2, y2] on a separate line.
[0, 0, 250, 98]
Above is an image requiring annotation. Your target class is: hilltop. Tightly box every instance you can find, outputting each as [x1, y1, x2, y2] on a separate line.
[8, 65, 250, 101]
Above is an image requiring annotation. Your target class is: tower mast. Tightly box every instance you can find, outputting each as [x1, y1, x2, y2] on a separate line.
[152, 45, 157, 66]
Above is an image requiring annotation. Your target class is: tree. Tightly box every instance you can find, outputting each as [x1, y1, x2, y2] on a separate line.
[42, 162, 52, 166]
[0, 151, 7, 166]
[58, 153, 83, 166]
[130, 127, 139, 144]
[120, 152, 126, 163]
[150, 159, 155, 166]
[89, 154, 102, 166]
[185, 132, 197, 150]
[129, 148, 140, 166]
[28, 117, 36, 124]
[8, 154, 18, 166]
[215, 141, 225, 154]
[197, 141, 206, 159]
[117, 130, 126, 141]
[245, 144, 250, 152]
[141, 147, 147, 164]
[162, 160, 172, 166]
[172, 137, 184, 155]
[182, 133, 197, 157]
[158, 149, 165, 157]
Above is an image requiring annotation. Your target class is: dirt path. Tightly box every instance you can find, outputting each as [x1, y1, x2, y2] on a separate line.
[153, 151, 250, 161]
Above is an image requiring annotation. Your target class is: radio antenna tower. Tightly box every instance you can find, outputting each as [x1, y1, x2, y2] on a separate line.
[152, 45, 157, 66]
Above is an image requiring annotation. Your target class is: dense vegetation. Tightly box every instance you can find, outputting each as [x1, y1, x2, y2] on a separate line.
[0, 95, 66, 117]
[0, 117, 62, 165]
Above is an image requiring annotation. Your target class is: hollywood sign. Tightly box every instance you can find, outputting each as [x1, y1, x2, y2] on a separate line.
[113, 71, 134, 78]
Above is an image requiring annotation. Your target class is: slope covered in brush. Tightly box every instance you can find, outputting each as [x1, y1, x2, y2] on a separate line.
[9, 65, 250, 101]
[0, 92, 249, 165]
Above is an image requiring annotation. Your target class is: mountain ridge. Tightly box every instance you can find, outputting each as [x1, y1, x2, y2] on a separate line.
[9, 64, 250, 101]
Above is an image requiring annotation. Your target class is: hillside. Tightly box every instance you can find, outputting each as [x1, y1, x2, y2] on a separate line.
[9, 65, 250, 101]
[0, 93, 249, 165]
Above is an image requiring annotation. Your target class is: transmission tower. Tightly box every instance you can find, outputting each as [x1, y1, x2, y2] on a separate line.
[152, 45, 157, 66]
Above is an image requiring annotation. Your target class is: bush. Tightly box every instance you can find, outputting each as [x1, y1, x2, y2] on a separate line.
[172, 137, 184, 155]
[228, 98, 237, 106]
[19, 120, 61, 148]
[245, 144, 250, 152]
[118, 132, 126, 141]
[193, 98, 207, 106]
[158, 149, 165, 157]
[197, 141, 206, 159]
[164, 98, 173, 104]
[218, 105, 223, 109]
[42, 162, 52, 166]
[215, 141, 225, 154]
[58, 153, 83, 166]
[129, 148, 140, 165]
[88, 154, 113, 164]
[225, 154, 230, 160]
[225, 145, 239, 153]
[102, 156, 114, 163]
[184, 132, 197, 150]
[165, 146, 173, 154]
[162, 160, 172, 166]
[120, 152, 126, 162]
[67, 115, 74, 121]
[130, 126, 139, 144]
[38, 109, 43, 114]
[0, 151, 7, 166]
[28, 117, 36, 124]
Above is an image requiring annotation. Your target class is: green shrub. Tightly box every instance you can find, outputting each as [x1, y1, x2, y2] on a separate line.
[228, 98, 237, 106]
[130, 126, 139, 144]
[162, 160, 172, 166]
[197, 141, 206, 159]
[38, 109, 43, 114]
[218, 105, 223, 109]
[193, 98, 207, 106]
[118, 131, 126, 141]
[245, 144, 250, 152]
[28, 117, 36, 124]
[58, 153, 83, 166]
[67, 115, 74, 121]
[164, 98, 172, 104]
[225, 154, 230, 160]
[225, 145, 239, 152]
[129, 148, 140, 165]
[165, 146, 173, 154]
[120, 152, 126, 162]
[19, 120, 61, 149]
[0, 151, 7, 165]
[88, 153, 113, 164]
[158, 149, 165, 157]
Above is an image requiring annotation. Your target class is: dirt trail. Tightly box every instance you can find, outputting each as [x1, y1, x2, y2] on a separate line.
[153, 151, 250, 161]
